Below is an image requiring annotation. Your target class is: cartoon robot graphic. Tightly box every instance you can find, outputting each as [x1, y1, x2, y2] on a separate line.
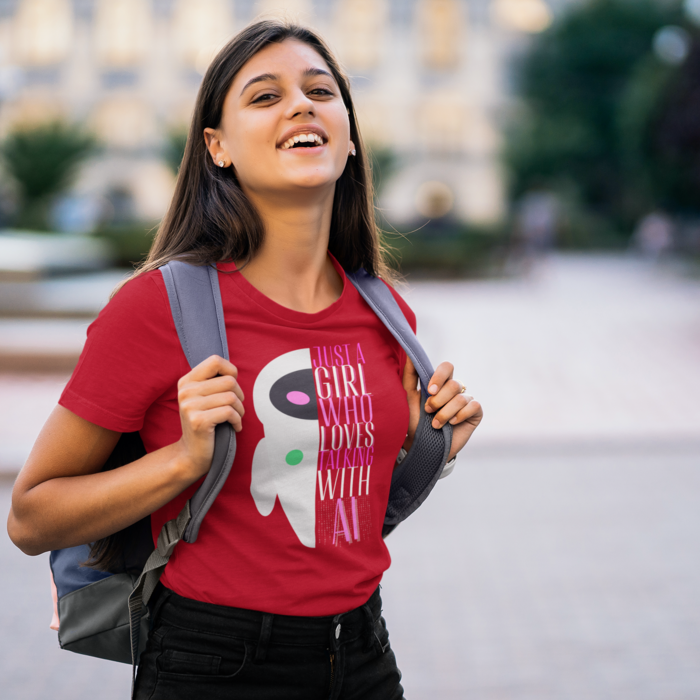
[251, 348, 320, 548]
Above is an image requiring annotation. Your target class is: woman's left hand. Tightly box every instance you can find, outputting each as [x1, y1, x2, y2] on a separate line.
[403, 359, 483, 461]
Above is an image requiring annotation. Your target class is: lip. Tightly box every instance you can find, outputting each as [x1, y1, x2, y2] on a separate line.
[277, 124, 329, 149]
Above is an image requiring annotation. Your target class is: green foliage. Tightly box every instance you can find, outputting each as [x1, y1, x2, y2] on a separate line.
[92, 222, 157, 268]
[643, 42, 700, 213]
[163, 129, 188, 175]
[368, 146, 396, 196]
[386, 223, 507, 277]
[506, 0, 687, 237]
[0, 121, 94, 230]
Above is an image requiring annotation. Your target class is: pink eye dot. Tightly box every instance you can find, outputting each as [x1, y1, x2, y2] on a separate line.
[286, 391, 310, 405]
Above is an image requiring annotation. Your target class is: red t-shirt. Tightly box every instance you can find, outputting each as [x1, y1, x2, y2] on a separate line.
[60, 256, 416, 616]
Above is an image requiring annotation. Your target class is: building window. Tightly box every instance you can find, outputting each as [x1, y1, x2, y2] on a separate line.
[416, 0, 463, 71]
[417, 92, 467, 153]
[13, 0, 73, 66]
[94, 0, 152, 67]
[91, 97, 155, 149]
[172, 0, 234, 74]
[334, 0, 388, 71]
[100, 70, 139, 89]
[254, 0, 312, 21]
[491, 0, 553, 33]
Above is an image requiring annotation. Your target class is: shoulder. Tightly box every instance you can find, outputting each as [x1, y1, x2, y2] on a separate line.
[106, 269, 169, 317]
[59, 268, 184, 432]
[89, 270, 172, 339]
[82, 268, 182, 372]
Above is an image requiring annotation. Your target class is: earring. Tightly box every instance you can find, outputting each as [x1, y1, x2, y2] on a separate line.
[350, 149, 356, 156]
[218, 160, 225, 167]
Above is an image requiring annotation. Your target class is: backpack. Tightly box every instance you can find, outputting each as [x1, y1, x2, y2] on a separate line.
[49, 261, 454, 688]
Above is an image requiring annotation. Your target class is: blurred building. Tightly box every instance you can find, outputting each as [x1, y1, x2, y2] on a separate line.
[0, 0, 558, 225]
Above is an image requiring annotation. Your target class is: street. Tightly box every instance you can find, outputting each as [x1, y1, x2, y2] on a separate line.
[2, 254, 699, 699]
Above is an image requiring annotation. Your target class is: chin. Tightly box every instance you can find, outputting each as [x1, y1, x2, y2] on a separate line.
[281, 170, 340, 191]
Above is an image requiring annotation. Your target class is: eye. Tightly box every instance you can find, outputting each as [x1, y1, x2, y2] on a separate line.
[269, 370, 318, 420]
[309, 88, 334, 97]
[252, 92, 278, 104]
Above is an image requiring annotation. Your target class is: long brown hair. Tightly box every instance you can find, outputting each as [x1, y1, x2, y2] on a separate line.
[124, 18, 393, 285]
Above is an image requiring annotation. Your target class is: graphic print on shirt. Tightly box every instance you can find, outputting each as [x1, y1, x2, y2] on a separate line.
[251, 343, 376, 549]
[313, 343, 374, 548]
[251, 349, 320, 548]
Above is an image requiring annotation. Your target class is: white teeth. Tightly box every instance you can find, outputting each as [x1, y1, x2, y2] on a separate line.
[280, 133, 325, 149]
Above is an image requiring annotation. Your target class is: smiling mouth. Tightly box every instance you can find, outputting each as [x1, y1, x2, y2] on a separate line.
[280, 133, 326, 150]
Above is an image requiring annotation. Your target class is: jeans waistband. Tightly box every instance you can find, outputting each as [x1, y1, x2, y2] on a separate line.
[152, 585, 382, 652]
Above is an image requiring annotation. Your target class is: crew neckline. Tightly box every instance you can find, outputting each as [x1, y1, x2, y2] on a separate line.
[217, 253, 348, 326]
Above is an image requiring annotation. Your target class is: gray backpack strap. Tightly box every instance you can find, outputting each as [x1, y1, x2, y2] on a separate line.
[128, 502, 190, 694]
[160, 260, 237, 543]
[127, 262, 237, 696]
[346, 268, 453, 537]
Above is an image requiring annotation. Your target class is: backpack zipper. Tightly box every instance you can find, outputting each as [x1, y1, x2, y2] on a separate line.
[329, 652, 335, 691]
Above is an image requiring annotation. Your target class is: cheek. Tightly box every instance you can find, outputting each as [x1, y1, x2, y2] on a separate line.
[228, 121, 276, 183]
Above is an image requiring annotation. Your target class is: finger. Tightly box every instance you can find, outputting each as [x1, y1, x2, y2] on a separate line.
[183, 391, 245, 418]
[429, 393, 470, 429]
[425, 377, 462, 414]
[448, 399, 482, 426]
[179, 355, 238, 386]
[181, 374, 244, 403]
[403, 357, 418, 392]
[426, 362, 454, 397]
[199, 406, 243, 432]
[402, 357, 419, 393]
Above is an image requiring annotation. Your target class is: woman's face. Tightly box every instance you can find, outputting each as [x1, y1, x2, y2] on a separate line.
[205, 39, 354, 201]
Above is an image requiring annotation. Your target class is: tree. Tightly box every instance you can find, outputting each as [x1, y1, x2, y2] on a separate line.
[506, 0, 685, 237]
[645, 39, 700, 213]
[0, 121, 94, 230]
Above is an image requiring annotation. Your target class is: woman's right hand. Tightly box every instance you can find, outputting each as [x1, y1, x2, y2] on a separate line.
[176, 355, 245, 480]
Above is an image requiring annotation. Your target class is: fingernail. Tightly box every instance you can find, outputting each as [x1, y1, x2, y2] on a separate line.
[429, 384, 438, 394]
[425, 403, 433, 413]
[432, 419, 440, 429]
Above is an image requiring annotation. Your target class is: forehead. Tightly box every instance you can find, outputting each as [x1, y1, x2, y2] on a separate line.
[232, 38, 334, 91]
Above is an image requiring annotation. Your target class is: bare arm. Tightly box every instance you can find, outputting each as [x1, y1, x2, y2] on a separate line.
[7, 355, 244, 556]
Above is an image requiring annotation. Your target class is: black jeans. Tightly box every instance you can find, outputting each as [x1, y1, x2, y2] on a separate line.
[134, 585, 404, 700]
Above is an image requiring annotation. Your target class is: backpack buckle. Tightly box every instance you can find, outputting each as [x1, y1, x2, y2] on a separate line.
[156, 518, 181, 558]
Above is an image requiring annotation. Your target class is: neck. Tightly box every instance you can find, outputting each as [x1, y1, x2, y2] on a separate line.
[237, 186, 343, 314]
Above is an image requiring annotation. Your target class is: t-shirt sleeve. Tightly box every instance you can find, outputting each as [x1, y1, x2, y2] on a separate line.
[59, 271, 187, 433]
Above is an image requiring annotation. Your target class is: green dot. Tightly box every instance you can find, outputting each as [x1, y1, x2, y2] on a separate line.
[285, 450, 303, 466]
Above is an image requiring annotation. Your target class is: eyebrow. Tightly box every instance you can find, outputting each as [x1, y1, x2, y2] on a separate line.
[240, 67, 335, 96]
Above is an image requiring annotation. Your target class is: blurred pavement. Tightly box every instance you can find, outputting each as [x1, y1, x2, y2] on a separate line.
[1, 253, 700, 699]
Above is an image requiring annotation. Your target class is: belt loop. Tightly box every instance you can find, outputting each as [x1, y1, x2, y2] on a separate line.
[361, 603, 375, 652]
[254, 613, 274, 663]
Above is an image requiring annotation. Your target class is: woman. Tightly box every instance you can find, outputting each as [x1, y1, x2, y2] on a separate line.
[8, 20, 482, 699]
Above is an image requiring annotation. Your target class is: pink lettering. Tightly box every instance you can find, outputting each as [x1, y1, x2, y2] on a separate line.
[318, 397, 341, 427]
[333, 498, 353, 545]
[351, 497, 360, 541]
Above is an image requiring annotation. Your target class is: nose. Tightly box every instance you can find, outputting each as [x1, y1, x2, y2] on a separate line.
[285, 88, 316, 119]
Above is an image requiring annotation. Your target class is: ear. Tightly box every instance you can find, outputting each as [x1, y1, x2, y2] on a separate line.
[349, 139, 356, 154]
[203, 127, 229, 167]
